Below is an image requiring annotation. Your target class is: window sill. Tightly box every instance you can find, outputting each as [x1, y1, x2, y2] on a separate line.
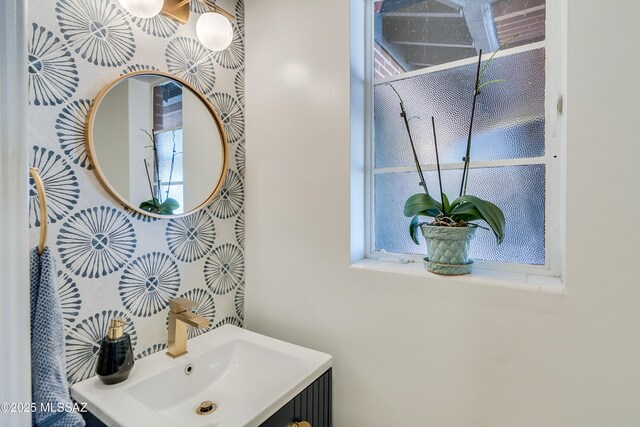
[350, 258, 564, 295]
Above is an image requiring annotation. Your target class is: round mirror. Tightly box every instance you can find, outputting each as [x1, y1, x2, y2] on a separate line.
[87, 71, 227, 218]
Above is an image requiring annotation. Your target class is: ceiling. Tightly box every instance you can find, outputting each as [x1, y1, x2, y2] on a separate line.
[375, 0, 546, 72]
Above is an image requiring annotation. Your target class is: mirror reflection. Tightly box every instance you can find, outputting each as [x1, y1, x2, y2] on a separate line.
[90, 73, 225, 216]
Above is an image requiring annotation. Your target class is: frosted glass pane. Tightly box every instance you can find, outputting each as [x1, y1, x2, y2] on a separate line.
[374, 48, 545, 168]
[374, 165, 545, 264]
[156, 129, 184, 183]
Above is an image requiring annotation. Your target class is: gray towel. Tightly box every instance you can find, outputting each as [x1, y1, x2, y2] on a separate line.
[31, 247, 85, 427]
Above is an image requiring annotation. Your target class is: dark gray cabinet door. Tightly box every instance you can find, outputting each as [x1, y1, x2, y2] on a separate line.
[260, 368, 332, 427]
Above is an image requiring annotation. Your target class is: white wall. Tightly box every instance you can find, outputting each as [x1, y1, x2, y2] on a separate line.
[182, 88, 223, 210]
[0, 0, 30, 425]
[245, 0, 640, 426]
[93, 80, 131, 199]
[127, 78, 153, 206]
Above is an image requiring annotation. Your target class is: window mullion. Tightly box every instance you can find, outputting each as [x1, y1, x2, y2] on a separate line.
[373, 156, 547, 175]
[373, 41, 546, 85]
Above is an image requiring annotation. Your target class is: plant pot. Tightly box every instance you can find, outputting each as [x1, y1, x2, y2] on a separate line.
[420, 223, 477, 275]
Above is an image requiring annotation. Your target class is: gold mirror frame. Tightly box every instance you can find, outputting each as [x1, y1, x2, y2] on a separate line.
[86, 71, 228, 219]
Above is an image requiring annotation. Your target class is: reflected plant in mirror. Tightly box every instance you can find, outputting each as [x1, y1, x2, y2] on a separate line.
[138, 128, 181, 216]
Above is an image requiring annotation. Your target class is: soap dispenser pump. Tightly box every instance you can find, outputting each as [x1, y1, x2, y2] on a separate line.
[96, 318, 134, 385]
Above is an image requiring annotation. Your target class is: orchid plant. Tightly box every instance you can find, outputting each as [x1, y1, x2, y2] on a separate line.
[139, 129, 180, 215]
[391, 36, 519, 246]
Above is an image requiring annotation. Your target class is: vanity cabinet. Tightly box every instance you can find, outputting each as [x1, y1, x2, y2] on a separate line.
[81, 368, 332, 427]
[260, 368, 332, 427]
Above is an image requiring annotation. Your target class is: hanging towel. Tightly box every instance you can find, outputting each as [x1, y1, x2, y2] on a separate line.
[30, 247, 85, 427]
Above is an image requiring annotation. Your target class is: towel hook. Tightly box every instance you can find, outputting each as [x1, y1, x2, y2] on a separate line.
[29, 167, 47, 255]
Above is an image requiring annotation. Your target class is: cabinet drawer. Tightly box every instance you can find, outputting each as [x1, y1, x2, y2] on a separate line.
[260, 368, 332, 427]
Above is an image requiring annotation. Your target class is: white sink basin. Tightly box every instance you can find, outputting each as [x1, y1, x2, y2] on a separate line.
[71, 325, 332, 427]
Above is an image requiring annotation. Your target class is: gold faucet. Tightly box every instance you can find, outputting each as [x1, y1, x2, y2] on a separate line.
[166, 297, 210, 358]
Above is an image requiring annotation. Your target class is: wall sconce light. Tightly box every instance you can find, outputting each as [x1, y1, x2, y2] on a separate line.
[196, 12, 234, 51]
[118, 0, 164, 18]
[118, 0, 235, 51]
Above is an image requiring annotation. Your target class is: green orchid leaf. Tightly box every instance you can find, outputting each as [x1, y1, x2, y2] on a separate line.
[449, 196, 462, 210]
[455, 195, 505, 244]
[442, 193, 451, 215]
[477, 79, 506, 91]
[448, 197, 484, 222]
[139, 199, 160, 212]
[162, 198, 180, 210]
[454, 214, 483, 223]
[450, 208, 482, 222]
[403, 193, 442, 218]
[478, 34, 519, 89]
[409, 215, 424, 245]
[450, 201, 482, 217]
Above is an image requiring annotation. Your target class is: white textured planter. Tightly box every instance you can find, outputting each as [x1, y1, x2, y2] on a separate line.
[420, 224, 477, 275]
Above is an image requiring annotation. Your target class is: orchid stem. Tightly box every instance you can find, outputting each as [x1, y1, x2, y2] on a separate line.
[459, 49, 483, 197]
[386, 83, 430, 196]
[431, 116, 445, 216]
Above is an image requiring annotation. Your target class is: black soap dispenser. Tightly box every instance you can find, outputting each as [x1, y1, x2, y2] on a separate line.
[96, 318, 134, 385]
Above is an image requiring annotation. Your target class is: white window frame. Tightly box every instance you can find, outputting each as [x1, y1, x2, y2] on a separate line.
[364, 0, 565, 277]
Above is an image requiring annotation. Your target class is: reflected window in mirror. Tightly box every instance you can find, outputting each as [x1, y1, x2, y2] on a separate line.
[154, 81, 185, 214]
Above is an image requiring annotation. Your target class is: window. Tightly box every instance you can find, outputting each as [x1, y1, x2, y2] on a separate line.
[153, 81, 185, 214]
[367, 0, 562, 275]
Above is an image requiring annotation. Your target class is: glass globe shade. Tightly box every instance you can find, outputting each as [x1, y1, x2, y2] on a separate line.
[118, 0, 163, 18]
[196, 12, 233, 51]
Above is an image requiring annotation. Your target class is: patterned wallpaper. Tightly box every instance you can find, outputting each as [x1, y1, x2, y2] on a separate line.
[27, 0, 245, 385]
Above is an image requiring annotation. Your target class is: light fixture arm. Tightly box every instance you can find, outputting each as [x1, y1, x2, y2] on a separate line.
[206, 2, 235, 21]
[161, 0, 235, 24]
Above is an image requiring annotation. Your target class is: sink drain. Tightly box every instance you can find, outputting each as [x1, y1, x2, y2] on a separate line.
[196, 400, 217, 415]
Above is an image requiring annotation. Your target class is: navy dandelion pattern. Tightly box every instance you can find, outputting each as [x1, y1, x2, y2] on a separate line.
[209, 93, 244, 144]
[124, 206, 160, 223]
[28, 23, 78, 106]
[131, 14, 178, 38]
[56, 0, 136, 67]
[215, 316, 242, 328]
[121, 63, 159, 75]
[28, 0, 246, 355]
[234, 281, 244, 320]
[65, 310, 137, 384]
[176, 288, 216, 339]
[136, 343, 167, 360]
[190, 0, 215, 14]
[166, 37, 216, 96]
[30, 146, 80, 227]
[204, 243, 244, 295]
[208, 169, 243, 219]
[56, 99, 93, 169]
[235, 1, 244, 33]
[57, 270, 82, 327]
[235, 212, 244, 248]
[235, 68, 244, 105]
[235, 141, 245, 176]
[119, 252, 180, 317]
[212, 25, 244, 70]
[166, 210, 216, 262]
[57, 206, 137, 278]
